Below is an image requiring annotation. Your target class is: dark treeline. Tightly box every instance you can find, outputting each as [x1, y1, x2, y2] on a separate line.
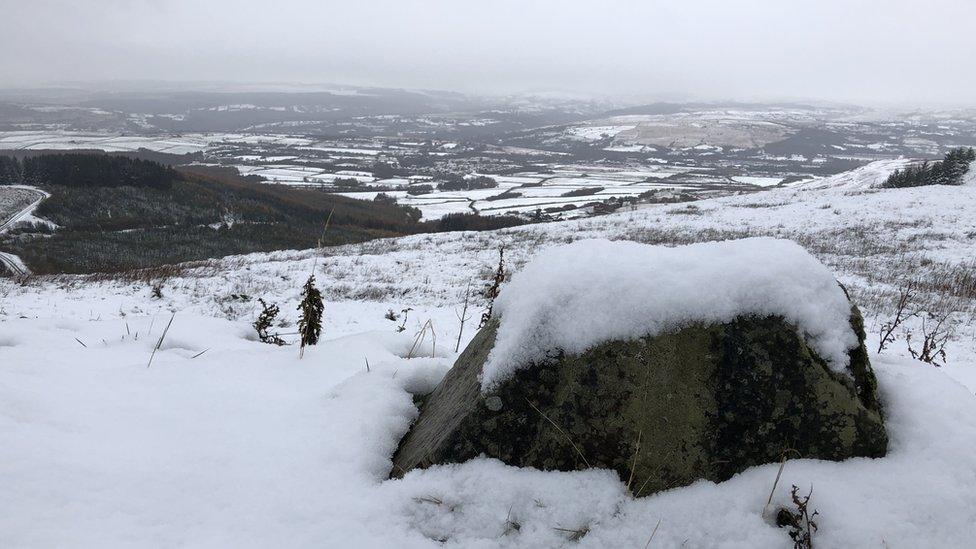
[0, 157, 533, 275]
[561, 186, 605, 197]
[428, 212, 525, 232]
[883, 147, 976, 188]
[438, 175, 498, 191]
[0, 153, 177, 189]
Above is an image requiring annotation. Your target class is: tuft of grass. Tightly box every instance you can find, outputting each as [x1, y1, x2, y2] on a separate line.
[762, 449, 800, 519]
[553, 525, 589, 542]
[147, 313, 176, 368]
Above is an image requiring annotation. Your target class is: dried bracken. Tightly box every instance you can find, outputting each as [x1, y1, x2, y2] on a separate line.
[776, 485, 819, 549]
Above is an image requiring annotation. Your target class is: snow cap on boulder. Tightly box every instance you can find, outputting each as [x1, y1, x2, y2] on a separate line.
[482, 237, 857, 391]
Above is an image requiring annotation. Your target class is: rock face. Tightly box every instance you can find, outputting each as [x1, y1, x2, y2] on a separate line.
[391, 305, 887, 496]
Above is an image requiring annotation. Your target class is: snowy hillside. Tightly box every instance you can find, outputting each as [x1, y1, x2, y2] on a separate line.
[964, 159, 976, 185]
[788, 158, 913, 190]
[4, 170, 976, 547]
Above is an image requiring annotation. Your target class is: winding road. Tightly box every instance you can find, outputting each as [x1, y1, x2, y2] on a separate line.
[0, 186, 49, 276]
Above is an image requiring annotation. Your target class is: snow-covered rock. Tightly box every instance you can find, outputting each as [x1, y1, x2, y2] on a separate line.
[394, 300, 886, 497]
[483, 238, 857, 390]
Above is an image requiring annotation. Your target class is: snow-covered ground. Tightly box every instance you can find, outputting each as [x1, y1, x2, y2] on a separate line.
[2, 315, 974, 548]
[566, 111, 796, 149]
[0, 131, 315, 155]
[788, 158, 915, 190]
[3, 164, 976, 547]
[0, 130, 760, 221]
[339, 164, 725, 220]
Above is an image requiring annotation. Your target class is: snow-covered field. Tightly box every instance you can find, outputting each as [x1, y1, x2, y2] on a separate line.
[0, 130, 782, 221]
[339, 164, 737, 220]
[0, 132, 214, 155]
[0, 131, 315, 155]
[3, 162, 976, 547]
[566, 111, 798, 149]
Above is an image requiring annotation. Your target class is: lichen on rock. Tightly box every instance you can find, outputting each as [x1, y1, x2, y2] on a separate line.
[391, 306, 887, 496]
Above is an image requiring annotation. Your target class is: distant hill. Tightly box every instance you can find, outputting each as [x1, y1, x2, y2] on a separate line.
[0, 155, 423, 274]
[600, 101, 827, 118]
[0, 153, 530, 275]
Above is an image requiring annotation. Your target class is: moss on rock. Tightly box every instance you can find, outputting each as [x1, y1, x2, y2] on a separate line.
[391, 305, 887, 496]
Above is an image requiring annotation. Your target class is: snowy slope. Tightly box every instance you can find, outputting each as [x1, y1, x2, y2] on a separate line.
[7, 176, 973, 325]
[963, 159, 976, 186]
[2, 294, 976, 547]
[789, 158, 913, 190]
[4, 170, 976, 547]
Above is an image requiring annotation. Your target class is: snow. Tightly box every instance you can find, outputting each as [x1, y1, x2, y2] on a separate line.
[730, 175, 784, 187]
[602, 144, 648, 153]
[394, 356, 976, 547]
[0, 131, 318, 155]
[482, 238, 856, 390]
[2, 305, 976, 547]
[791, 158, 913, 190]
[566, 125, 636, 140]
[0, 132, 213, 155]
[962, 159, 976, 186]
[6, 161, 976, 546]
[0, 315, 446, 547]
[300, 146, 383, 156]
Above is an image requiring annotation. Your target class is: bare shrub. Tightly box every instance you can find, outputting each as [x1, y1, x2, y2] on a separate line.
[407, 319, 436, 359]
[907, 310, 952, 366]
[385, 307, 411, 332]
[776, 485, 819, 549]
[666, 204, 704, 215]
[480, 248, 505, 328]
[878, 280, 916, 353]
[454, 282, 473, 352]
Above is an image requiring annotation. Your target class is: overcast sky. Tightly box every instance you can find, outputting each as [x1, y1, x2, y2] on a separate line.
[3, 0, 975, 106]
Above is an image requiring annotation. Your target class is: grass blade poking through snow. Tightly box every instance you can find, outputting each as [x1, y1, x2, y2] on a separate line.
[147, 313, 175, 368]
[763, 448, 800, 519]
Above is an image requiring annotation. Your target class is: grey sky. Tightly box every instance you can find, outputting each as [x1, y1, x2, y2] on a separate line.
[3, 0, 975, 106]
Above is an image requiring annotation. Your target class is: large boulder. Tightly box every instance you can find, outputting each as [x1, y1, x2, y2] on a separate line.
[390, 304, 887, 496]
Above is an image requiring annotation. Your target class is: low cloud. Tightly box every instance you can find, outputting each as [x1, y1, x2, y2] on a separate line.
[3, 0, 975, 106]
